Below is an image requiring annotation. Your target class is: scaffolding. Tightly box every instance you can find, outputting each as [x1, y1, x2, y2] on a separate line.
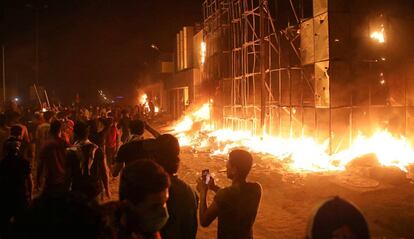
[203, 0, 414, 152]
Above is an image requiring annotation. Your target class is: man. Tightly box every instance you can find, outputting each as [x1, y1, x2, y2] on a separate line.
[118, 110, 131, 144]
[197, 149, 262, 239]
[0, 126, 33, 238]
[37, 120, 69, 195]
[66, 121, 110, 201]
[124, 119, 145, 143]
[104, 117, 119, 166]
[35, 111, 55, 163]
[153, 134, 198, 239]
[112, 122, 159, 177]
[100, 160, 170, 239]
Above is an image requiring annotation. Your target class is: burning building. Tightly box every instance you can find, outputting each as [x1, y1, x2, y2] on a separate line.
[171, 0, 414, 173]
[200, 0, 414, 150]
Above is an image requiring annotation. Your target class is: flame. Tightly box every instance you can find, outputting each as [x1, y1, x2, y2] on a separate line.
[200, 42, 206, 65]
[370, 26, 385, 43]
[173, 102, 414, 173]
[139, 93, 148, 105]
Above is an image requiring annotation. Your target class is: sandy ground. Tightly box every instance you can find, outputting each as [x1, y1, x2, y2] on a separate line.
[106, 144, 414, 239]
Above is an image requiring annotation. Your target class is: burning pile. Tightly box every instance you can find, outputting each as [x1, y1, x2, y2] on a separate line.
[173, 102, 414, 174]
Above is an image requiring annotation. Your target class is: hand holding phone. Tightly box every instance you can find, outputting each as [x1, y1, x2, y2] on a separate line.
[202, 169, 210, 185]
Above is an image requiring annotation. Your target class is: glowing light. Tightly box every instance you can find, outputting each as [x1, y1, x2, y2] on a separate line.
[42, 108, 47, 112]
[370, 26, 385, 43]
[173, 102, 414, 173]
[155, 106, 160, 113]
[139, 93, 148, 105]
[200, 42, 206, 65]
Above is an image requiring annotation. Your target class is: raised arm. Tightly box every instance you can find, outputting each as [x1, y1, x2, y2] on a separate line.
[144, 122, 161, 138]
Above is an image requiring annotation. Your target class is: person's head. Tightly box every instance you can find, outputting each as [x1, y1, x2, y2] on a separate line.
[12, 192, 102, 239]
[49, 120, 62, 138]
[129, 119, 145, 135]
[154, 134, 180, 175]
[74, 121, 89, 141]
[7, 111, 21, 124]
[10, 125, 23, 139]
[227, 149, 253, 181]
[119, 160, 170, 235]
[307, 197, 370, 239]
[43, 111, 55, 123]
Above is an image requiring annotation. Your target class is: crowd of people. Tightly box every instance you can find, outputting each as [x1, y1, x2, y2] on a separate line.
[0, 100, 371, 239]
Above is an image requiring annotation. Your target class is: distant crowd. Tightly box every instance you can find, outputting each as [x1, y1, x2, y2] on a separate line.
[0, 100, 371, 239]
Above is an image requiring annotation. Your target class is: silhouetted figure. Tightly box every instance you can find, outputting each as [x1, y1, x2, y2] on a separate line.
[37, 120, 69, 195]
[100, 160, 170, 239]
[66, 121, 110, 202]
[306, 197, 370, 239]
[0, 126, 33, 238]
[197, 149, 262, 239]
[154, 134, 198, 239]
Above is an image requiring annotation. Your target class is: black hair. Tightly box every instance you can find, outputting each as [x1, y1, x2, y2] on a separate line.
[229, 149, 253, 180]
[49, 120, 62, 137]
[308, 197, 370, 239]
[129, 119, 145, 135]
[10, 125, 23, 138]
[154, 134, 180, 174]
[73, 121, 89, 140]
[119, 160, 170, 204]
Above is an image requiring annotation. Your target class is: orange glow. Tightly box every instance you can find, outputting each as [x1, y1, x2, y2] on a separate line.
[370, 26, 385, 43]
[174, 102, 414, 173]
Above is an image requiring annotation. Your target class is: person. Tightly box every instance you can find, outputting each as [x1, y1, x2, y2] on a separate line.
[100, 160, 170, 239]
[11, 192, 102, 239]
[112, 122, 160, 177]
[35, 111, 55, 164]
[124, 119, 145, 143]
[196, 149, 262, 239]
[66, 121, 110, 202]
[36, 120, 69, 195]
[306, 197, 370, 239]
[0, 126, 33, 238]
[89, 117, 107, 150]
[153, 134, 198, 239]
[35, 111, 54, 148]
[104, 117, 119, 166]
[118, 110, 131, 144]
[7, 111, 30, 144]
[0, 114, 10, 159]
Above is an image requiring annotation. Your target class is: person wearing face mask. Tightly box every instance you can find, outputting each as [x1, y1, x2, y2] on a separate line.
[196, 149, 262, 239]
[100, 160, 170, 239]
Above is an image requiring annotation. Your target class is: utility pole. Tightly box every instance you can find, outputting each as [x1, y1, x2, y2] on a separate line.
[2, 45, 5, 104]
[35, 6, 39, 86]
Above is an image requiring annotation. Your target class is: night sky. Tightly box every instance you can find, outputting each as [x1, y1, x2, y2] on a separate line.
[1, 0, 202, 103]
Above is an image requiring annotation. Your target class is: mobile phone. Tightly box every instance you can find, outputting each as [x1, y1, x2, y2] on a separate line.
[202, 169, 210, 185]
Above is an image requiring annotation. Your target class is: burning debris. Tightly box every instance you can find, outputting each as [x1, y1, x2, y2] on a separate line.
[173, 102, 414, 176]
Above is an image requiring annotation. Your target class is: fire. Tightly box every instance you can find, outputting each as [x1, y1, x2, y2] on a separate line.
[139, 93, 148, 105]
[370, 26, 385, 43]
[173, 102, 414, 173]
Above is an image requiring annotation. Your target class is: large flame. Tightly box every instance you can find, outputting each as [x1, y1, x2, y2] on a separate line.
[173, 102, 414, 173]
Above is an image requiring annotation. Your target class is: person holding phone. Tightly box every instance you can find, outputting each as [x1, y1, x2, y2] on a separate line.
[196, 149, 262, 239]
